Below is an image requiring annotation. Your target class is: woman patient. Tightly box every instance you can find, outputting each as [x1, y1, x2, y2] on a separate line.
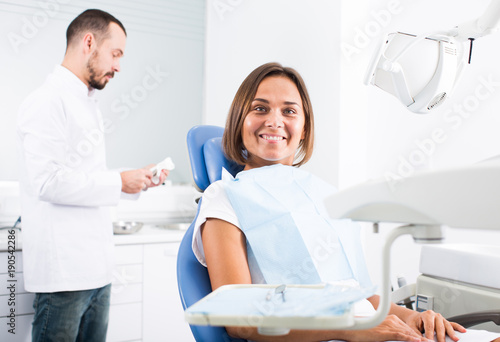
[192, 62, 500, 342]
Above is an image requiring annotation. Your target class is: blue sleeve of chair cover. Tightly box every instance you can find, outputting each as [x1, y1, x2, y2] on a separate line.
[203, 137, 244, 184]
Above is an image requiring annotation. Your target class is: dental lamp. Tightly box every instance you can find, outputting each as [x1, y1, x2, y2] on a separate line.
[365, 0, 500, 113]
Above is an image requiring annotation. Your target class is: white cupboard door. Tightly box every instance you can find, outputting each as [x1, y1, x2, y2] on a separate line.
[143, 243, 193, 341]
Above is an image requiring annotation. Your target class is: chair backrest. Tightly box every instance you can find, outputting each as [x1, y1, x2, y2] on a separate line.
[177, 125, 245, 342]
[186, 125, 243, 192]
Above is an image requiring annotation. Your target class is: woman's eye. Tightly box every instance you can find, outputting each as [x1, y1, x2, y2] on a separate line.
[255, 106, 266, 112]
[284, 109, 296, 115]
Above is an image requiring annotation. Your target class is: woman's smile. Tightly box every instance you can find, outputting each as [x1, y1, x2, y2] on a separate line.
[260, 134, 285, 142]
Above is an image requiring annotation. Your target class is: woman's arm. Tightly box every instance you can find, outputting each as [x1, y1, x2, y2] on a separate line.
[202, 217, 253, 288]
[201, 218, 427, 342]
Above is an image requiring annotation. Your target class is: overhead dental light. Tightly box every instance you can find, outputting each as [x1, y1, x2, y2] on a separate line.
[365, 0, 500, 114]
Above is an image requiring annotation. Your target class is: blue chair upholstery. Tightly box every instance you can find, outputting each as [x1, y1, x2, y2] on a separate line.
[186, 125, 223, 192]
[177, 125, 245, 342]
[204, 137, 244, 184]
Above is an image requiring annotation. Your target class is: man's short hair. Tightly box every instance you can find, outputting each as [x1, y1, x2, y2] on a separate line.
[66, 9, 126, 48]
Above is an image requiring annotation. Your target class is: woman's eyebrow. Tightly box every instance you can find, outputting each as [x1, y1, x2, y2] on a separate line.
[252, 98, 269, 103]
[253, 98, 300, 106]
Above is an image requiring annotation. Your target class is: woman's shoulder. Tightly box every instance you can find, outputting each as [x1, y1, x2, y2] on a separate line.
[200, 180, 235, 216]
[202, 180, 225, 200]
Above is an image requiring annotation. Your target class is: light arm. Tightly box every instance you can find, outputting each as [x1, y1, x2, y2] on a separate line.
[454, 0, 500, 39]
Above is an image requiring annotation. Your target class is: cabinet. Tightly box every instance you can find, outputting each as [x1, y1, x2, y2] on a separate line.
[0, 228, 194, 341]
[108, 244, 144, 341]
[108, 242, 193, 341]
[143, 243, 193, 341]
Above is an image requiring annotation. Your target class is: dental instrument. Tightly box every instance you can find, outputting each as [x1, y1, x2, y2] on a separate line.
[275, 284, 286, 303]
[150, 157, 175, 185]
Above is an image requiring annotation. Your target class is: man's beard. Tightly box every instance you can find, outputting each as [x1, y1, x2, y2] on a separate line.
[87, 51, 114, 90]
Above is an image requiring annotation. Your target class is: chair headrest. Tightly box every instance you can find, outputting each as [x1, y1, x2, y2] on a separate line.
[204, 137, 244, 185]
[187, 125, 244, 192]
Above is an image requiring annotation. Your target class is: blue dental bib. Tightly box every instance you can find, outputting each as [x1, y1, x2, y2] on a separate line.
[222, 164, 372, 288]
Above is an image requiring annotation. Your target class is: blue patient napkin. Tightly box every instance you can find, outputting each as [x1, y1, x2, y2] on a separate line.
[222, 164, 372, 287]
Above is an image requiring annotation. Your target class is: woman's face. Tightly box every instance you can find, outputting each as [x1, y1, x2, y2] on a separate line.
[242, 76, 305, 169]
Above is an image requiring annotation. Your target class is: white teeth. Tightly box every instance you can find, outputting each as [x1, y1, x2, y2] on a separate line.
[262, 135, 283, 141]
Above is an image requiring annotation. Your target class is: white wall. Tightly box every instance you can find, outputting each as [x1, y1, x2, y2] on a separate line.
[341, 0, 500, 289]
[204, 0, 341, 185]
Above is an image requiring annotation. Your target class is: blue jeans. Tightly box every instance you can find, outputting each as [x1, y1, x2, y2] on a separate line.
[31, 284, 111, 342]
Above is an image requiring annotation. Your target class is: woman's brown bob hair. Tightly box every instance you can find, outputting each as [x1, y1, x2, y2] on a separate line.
[223, 62, 315, 167]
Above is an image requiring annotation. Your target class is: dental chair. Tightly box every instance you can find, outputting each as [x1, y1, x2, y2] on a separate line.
[176, 125, 245, 342]
[178, 125, 500, 340]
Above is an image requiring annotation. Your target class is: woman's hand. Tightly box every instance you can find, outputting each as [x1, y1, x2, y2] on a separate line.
[349, 314, 433, 342]
[403, 309, 466, 342]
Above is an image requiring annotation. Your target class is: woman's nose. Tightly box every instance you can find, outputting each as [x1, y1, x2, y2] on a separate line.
[265, 110, 283, 128]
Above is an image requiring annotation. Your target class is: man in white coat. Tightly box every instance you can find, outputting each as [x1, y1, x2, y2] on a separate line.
[16, 9, 167, 342]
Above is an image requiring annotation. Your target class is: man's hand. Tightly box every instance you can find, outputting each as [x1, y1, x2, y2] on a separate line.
[120, 168, 154, 194]
[120, 165, 169, 193]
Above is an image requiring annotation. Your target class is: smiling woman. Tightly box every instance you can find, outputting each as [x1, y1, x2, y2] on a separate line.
[223, 63, 315, 169]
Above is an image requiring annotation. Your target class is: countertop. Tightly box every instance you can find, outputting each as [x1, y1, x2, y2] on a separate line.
[113, 224, 188, 246]
[0, 224, 189, 252]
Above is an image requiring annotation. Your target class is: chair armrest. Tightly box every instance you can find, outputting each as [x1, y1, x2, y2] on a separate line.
[447, 311, 500, 328]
